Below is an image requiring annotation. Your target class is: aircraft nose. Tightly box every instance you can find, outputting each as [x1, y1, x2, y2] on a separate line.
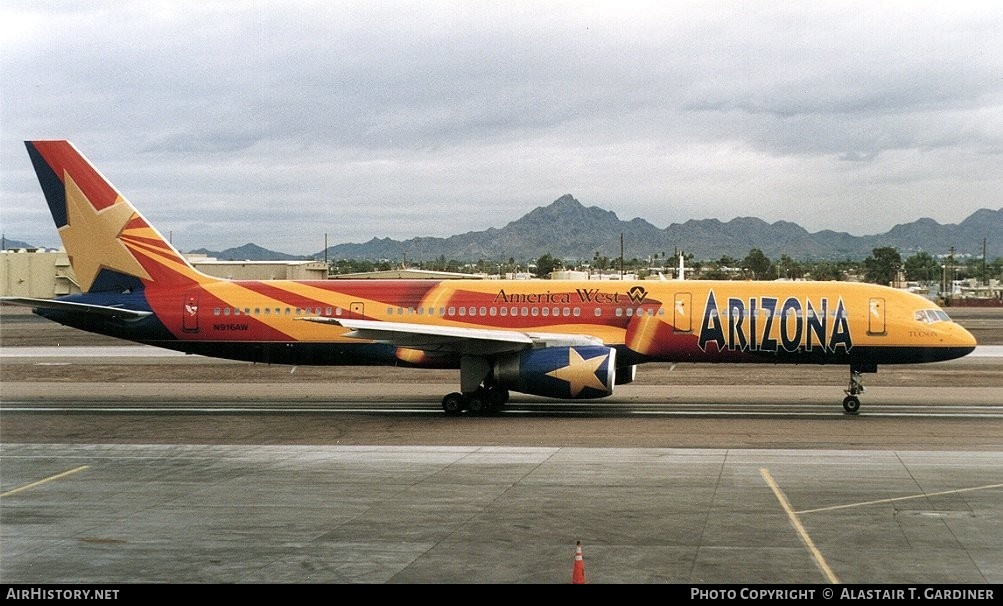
[955, 323, 978, 348]
[934, 322, 978, 363]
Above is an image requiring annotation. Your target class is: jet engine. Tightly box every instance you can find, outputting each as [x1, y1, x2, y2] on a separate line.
[493, 346, 618, 399]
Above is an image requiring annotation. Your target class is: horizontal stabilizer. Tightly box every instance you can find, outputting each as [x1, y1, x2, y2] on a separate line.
[0, 297, 153, 320]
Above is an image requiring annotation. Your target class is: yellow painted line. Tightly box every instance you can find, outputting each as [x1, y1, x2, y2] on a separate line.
[760, 467, 840, 585]
[0, 465, 90, 498]
[796, 482, 1003, 515]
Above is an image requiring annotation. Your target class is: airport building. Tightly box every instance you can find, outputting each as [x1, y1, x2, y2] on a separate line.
[329, 268, 484, 280]
[552, 269, 642, 280]
[0, 250, 76, 298]
[0, 249, 328, 298]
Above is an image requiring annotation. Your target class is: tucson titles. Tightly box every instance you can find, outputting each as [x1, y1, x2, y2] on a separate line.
[698, 291, 852, 353]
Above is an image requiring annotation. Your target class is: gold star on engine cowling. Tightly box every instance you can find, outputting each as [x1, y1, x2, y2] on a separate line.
[58, 174, 151, 292]
[546, 348, 610, 397]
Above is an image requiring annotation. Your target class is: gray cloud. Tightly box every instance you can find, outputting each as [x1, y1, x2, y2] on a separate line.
[3, 1, 1001, 255]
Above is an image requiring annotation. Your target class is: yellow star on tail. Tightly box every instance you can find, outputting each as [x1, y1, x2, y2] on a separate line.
[58, 175, 151, 292]
[546, 348, 609, 397]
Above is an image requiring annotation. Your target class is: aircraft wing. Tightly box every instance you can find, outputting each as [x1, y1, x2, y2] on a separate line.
[0, 297, 153, 320]
[298, 317, 605, 355]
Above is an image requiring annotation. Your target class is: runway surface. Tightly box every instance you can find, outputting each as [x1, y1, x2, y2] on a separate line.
[1, 306, 1001, 584]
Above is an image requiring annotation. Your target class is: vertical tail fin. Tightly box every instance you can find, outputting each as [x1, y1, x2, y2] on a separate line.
[25, 140, 214, 293]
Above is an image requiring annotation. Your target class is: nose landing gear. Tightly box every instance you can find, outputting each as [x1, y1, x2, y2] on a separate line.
[842, 365, 874, 414]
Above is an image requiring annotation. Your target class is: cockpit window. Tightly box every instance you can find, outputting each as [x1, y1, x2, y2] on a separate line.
[914, 309, 952, 324]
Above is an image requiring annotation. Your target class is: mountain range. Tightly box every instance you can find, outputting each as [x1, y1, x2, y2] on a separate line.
[8, 195, 1002, 263]
[291, 195, 1002, 263]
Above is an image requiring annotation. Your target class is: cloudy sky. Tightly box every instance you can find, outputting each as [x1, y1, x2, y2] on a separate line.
[2, 1, 1001, 255]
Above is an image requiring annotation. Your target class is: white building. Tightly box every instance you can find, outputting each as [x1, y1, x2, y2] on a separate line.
[0, 249, 328, 298]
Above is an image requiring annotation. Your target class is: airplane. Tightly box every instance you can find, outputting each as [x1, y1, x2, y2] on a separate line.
[3, 140, 978, 416]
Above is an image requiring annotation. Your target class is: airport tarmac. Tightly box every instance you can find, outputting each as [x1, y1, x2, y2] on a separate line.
[2, 443, 1001, 584]
[1, 307, 1001, 584]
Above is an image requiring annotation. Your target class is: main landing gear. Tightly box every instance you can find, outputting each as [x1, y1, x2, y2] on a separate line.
[442, 386, 510, 417]
[441, 355, 511, 416]
[842, 367, 866, 415]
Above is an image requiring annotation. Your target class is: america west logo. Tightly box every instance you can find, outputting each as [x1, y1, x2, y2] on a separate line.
[494, 286, 649, 305]
[626, 285, 647, 304]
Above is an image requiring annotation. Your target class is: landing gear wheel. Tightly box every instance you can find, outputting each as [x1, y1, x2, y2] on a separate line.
[490, 388, 509, 408]
[477, 387, 507, 415]
[466, 393, 487, 415]
[842, 395, 860, 415]
[442, 392, 465, 416]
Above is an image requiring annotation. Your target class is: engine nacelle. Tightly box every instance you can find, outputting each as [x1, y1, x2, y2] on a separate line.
[494, 346, 618, 399]
[615, 364, 637, 385]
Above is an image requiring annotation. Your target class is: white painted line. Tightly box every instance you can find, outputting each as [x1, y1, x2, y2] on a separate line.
[1, 465, 90, 498]
[761, 467, 840, 585]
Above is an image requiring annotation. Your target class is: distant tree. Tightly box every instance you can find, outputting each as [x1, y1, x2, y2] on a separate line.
[805, 260, 848, 281]
[698, 256, 739, 280]
[961, 254, 1003, 283]
[700, 266, 731, 280]
[991, 257, 1003, 282]
[903, 251, 938, 283]
[535, 253, 560, 278]
[716, 255, 739, 269]
[863, 247, 902, 285]
[687, 257, 703, 276]
[592, 252, 610, 274]
[330, 258, 377, 275]
[742, 248, 775, 280]
[777, 254, 804, 280]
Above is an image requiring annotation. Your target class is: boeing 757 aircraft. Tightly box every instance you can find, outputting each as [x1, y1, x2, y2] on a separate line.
[3, 141, 977, 415]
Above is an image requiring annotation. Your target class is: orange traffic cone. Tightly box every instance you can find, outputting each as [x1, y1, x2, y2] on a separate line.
[572, 540, 586, 584]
